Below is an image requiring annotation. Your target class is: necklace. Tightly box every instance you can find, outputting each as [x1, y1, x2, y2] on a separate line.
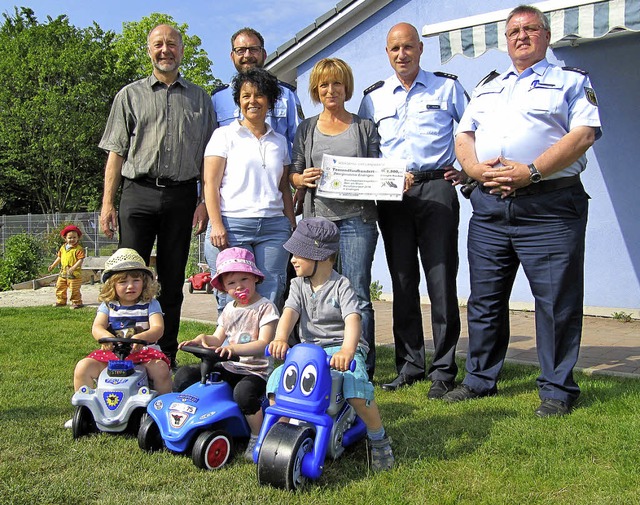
[258, 141, 267, 169]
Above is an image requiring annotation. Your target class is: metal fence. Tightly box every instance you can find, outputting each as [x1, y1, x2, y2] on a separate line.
[0, 212, 206, 266]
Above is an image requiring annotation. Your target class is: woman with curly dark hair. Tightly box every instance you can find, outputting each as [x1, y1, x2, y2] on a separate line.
[203, 68, 296, 308]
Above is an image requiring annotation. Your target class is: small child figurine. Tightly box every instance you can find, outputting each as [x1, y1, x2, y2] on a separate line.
[49, 224, 85, 309]
[268, 217, 394, 471]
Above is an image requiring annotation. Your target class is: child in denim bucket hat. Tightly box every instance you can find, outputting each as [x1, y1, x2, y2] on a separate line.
[175, 247, 279, 460]
[267, 218, 394, 471]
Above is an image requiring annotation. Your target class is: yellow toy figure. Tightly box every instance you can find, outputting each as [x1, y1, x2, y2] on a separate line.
[49, 225, 85, 309]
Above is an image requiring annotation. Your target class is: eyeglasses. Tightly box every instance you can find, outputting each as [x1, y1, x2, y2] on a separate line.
[232, 46, 263, 56]
[506, 24, 544, 40]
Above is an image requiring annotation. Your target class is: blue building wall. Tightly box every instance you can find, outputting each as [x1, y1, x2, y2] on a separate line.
[291, 0, 640, 313]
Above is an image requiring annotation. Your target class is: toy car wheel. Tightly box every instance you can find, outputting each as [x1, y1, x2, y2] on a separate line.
[127, 409, 147, 437]
[138, 416, 163, 452]
[188, 282, 194, 294]
[72, 405, 97, 439]
[257, 423, 314, 491]
[192, 430, 234, 470]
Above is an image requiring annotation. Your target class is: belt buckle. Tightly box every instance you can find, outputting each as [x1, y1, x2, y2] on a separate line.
[154, 177, 166, 188]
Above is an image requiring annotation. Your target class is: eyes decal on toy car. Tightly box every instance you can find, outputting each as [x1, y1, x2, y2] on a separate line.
[300, 364, 317, 396]
[283, 364, 298, 392]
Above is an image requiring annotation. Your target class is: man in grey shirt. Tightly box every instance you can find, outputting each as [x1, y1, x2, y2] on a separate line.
[99, 24, 216, 368]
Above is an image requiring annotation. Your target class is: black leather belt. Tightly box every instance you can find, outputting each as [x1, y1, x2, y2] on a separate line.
[134, 177, 198, 188]
[480, 174, 580, 197]
[409, 169, 447, 184]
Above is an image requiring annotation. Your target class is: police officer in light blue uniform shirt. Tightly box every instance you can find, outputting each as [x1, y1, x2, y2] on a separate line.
[358, 22, 467, 399]
[445, 5, 602, 417]
[207, 27, 303, 312]
[211, 27, 302, 153]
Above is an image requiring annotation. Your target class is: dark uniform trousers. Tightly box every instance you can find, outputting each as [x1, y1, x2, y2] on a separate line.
[118, 178, 198, 360]
[464, 182, 589, 403]
[376, 178, 461, 382]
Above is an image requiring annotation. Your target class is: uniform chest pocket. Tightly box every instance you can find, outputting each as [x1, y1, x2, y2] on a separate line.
[373, 105, 397, 125]
[526, 85, 563, 114]
[270, 105, 287, 119]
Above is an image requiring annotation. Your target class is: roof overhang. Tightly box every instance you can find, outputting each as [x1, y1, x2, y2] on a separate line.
[265, 0, 394, 84]
[422, 0, 640, 63]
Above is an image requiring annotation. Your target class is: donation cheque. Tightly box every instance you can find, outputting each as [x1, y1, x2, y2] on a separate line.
[316, 154, 406, 201]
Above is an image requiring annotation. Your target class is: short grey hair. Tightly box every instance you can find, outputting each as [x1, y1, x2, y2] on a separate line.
[506, 5, 550, 32]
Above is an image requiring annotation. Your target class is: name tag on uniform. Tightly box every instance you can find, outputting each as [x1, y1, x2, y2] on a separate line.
[426, 104, 441, 109]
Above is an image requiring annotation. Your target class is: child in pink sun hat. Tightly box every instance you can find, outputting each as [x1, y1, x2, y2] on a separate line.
[176, 247, 279, 460]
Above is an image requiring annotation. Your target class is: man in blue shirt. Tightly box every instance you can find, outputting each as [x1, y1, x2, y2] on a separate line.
[212, 27, 302, 153]
[359, 23, 467, 399]
[444, 5, 602, 417]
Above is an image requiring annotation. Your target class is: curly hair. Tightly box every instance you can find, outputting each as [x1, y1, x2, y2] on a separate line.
[98, 270, 160, 304]
[308, 58, 354, 104]
[232, 67, 281, 111]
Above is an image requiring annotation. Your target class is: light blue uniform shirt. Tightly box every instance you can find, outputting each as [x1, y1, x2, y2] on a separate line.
[358, 68, 467, 172]
[458, 58, 602, 180]
[212, 82, 302, 154]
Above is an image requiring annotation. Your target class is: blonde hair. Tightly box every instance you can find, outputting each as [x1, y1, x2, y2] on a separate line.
[308, 58, 354, 104]
[99, 270, 160, 304]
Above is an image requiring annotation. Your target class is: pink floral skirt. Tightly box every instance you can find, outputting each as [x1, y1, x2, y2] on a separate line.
[87, 348, 170, 367]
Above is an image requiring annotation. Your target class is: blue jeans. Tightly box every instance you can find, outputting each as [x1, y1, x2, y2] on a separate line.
[334, 217, 378, 379]
[205, 215, 291, 310]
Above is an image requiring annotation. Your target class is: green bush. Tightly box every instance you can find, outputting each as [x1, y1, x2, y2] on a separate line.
[370, 280, 383, 301]
[0, 233, 45, 291]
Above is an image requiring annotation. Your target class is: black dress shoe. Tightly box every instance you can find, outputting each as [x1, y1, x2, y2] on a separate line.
[535, 399, 572, 418]
[428, 380, 455, 400]
[381, 373, 424, 391]
[442, 384, 497, 403]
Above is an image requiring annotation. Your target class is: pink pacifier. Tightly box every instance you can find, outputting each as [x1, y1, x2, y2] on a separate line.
[235, 288, 250, 304]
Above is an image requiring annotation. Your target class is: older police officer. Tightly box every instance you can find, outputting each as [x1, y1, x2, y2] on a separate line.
[358, 23, 467, 398]
[444, 5, 602, 417]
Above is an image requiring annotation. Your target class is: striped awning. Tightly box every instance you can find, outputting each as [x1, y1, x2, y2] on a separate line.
[423, 0, 640, 64]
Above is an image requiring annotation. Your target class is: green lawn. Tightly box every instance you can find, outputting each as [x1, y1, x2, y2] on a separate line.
[1, 306, 639, 505]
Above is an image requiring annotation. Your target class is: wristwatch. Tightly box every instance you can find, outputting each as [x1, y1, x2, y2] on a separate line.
[528, 163, 542, 183]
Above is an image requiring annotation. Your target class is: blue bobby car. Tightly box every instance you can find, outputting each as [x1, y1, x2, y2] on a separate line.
[255, 343, 367, 490]
[138, 345, 253, 470]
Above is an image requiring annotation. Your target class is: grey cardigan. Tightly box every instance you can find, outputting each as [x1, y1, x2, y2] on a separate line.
[291, 113, 380, 221]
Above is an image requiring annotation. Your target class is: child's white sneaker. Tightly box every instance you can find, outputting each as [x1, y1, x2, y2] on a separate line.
[64, 418, 73, 429]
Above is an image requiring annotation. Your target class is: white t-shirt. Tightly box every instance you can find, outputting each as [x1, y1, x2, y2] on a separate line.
[204, 120, 291, 218]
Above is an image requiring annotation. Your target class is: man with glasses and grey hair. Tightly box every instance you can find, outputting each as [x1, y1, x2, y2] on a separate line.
[443, 5, 601, 417]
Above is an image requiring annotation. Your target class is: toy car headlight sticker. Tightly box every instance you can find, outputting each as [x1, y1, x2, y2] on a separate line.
[282, 364, 298, 393]
[300, 364, 317, 396]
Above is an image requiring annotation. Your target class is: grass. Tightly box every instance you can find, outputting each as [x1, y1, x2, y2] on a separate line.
[2, 306, 640, 504]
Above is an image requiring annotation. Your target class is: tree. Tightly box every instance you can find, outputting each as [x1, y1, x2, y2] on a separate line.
[112, 13, 221, 94]
[0, 8, 127, 214]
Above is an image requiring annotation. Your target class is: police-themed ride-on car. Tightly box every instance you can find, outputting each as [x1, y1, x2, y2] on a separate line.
[137, 344, 253, 470]
[71, 336, 157, 439]
[254, 343, 367, 491]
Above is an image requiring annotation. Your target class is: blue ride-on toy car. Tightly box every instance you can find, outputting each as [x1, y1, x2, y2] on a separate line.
[71, 336, 157, 439]
[137, 345, 253, 470]
[254, 343, 367, 491]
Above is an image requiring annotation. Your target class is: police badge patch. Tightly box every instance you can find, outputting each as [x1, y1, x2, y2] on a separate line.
[585, 87, 598, 106]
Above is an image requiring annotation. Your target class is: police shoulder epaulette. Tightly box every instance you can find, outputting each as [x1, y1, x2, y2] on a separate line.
[363, 80, 384, 96]
[278, 80, 297, 92]
[562, 66, 588, 76]
[211, 83, 229, 96]
[476, 70, 500, 87]
[434, 71, 458, 80]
